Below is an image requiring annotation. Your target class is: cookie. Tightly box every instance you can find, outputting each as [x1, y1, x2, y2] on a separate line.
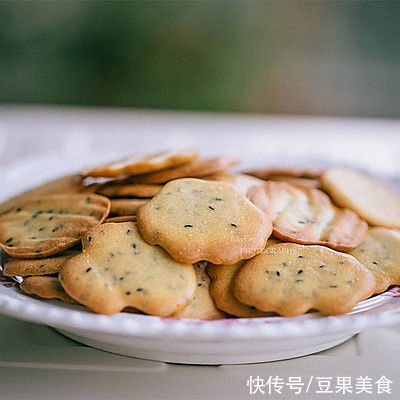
[96, 183, 162, 198]
[110, 199, 149, 216]
[207, 238, 280, 317]
[204, 173, 265, 196]
[348, 227, 400, 294]
[247, 167, 321, 180]
[0, 174, 83, 215]
[3, 249, 80, 277]
[269, 176, 321, 190]
[137, 178, 273, 264]
[20, 276, 76, 303]
[0, 194, 110, 258]
[174, 262, 227, 319]
[59, 222, 196, 316]
[81, 149, 199, 178]
[321, 168, 400, 229]
[248, 181, 367, 251]
[234, 243, 376, 317]
[105, 215, 137, 223]
[129, 157, 239, 184]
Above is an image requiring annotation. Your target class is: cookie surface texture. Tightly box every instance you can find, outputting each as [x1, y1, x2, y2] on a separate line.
[348, 227, 400, 294]
[234, 243, 376, 317]
[3, 249, 80, 277]
[174, 262, 227, 319]
[321, 168, 400, 229]
[204, 173, 265, 197]
[248, 181, 367, 251]
[207, 238, 280, 317]
[137, 178, 273, 264]
[130, 157, 239, 184]
[0, 194, 110, 258]
[59, 222, 196, 316]
[81, 149, 199, 177]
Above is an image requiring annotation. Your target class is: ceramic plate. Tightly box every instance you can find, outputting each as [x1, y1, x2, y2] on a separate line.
[1, 157, 400, 364]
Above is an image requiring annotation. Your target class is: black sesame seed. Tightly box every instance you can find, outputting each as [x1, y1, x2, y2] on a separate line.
[8, 244, 13, 247]
[298, 255, 304, 259]
[372, 261, 378, 265]
[330, 285, 338, 288]
[48, 216, 54, 221]
[295, 279, 303, 283]
[250, 306, 256, 310]
[126, 229, 131, 235]
[208, 206, 215, 211]
[23, 220, 30, 226]
[298, 220, 305, 224]
[319, 265, 325, 268]
[29, 237, 36, 240]
[85, 197, 91, 203]
[197, 283, 202, 287]
[214, 198, 223, 201]
[184, 224, 193, 228]
[39, 264, 45, 268]
[136, 288, 143, 292]
[155, 206, 161, 211]
[119, 277, 124, 281]
[39, 227, 45, 231]
[35, 250, 41, 253]
[86, 267, 92, 273]
[276, 271, 280, 276]
[16, 208, 21, 212]
[339, 261, 345, 265]
[131, 243, 136, 249]
[5, 238, 13, 244]
[231, 223, 238, 228]
[126, 291, 131, 295]
[109, 253, 115, 257]
[298, 269, 303, 274]
[282, 262, 287, 266]
[87, 236, 92, 242]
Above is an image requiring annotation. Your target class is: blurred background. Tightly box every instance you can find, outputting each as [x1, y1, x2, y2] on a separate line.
[1, 1, 399, 118]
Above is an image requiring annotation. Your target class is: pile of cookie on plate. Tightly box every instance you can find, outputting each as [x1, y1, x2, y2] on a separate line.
[1, 149, 400, 318]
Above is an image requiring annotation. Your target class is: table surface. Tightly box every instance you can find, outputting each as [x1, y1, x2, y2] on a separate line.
[0, 105, 400, 400]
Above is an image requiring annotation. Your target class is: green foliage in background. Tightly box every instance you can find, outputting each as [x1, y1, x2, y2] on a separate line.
[0, 1, 399, 117]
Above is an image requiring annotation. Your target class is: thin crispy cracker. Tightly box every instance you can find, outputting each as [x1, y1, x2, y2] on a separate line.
[110, 199, 149, 216]
[248, 181, 367, 251]
[0, 194, 110, 258]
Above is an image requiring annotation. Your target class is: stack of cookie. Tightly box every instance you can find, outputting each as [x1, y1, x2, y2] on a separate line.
[1, 150, 400, 319]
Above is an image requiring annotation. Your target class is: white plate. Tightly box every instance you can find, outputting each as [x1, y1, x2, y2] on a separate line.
[1, 156, 400, 365]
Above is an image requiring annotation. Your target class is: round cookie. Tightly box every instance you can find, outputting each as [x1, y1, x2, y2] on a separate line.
[0, 194, 110, 259]
[233, 243, 376, 317]
[59, 222, 196, 316]
[248, 181, 367, 251]
[81, 149, 199, 178]
[321, 168, 400, 229]
[130, 157, 239, 185]
[207, 238, 280, 318]
[3, 249, 80, 277]
[110, 199, 149, 216]
[204, 173, 265, 197]
[137, 178, 273, 264]
[348, 227, 400, 294]
[174, 262, 227, 319]
[246, 167, 321, 180]
[20, 276, 77, 304]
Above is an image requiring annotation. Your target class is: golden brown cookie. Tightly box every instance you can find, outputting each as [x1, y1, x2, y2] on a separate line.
[246, 167, 321, 180]
[20, 276, 76, 303]
[0, 174, 83, 215]
[234, 243, 376, 317]
[0, 194, 110, 258]
[59, 222, 196, 316]
[110, 199, 149, 216]
[3, 249, 80, 277]
[207, 238, 280, 317]
[105, 215, 137, 223]
[174, 262, 227, 319]
[81, 149, 199, 178]
[96, 183, 162, 198]
[130, 157, 239, 184]
[321, 168, 400, 229]
[248, 181, 367, 251]
[204, 173, 265, 197]
[348, 227, 400, 294]
[137, 178, 272, 264]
